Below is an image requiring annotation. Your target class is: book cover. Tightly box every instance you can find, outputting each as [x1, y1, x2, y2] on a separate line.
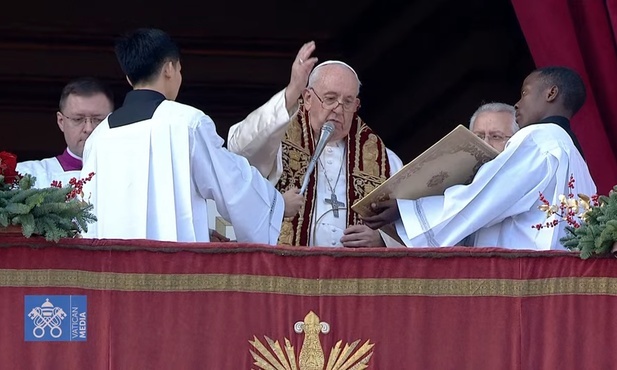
[353, 124, 499, 242]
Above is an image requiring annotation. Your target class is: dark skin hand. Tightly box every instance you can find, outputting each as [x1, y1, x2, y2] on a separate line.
[361, 199, 401, 230]
[210, 229, 231, 242]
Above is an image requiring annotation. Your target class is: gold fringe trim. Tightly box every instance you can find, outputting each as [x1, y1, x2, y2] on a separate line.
[1, 269, 617, 296]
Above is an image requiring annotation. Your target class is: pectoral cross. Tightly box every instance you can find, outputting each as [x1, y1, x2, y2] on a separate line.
[325, 193, 345, 218]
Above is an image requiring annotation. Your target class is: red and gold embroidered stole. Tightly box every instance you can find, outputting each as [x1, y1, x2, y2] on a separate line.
[276, 108, 391, 246]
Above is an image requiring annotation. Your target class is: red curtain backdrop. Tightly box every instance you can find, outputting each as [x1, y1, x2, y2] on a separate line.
[2, 237, 617, 369]
[511, 0, 617, 195]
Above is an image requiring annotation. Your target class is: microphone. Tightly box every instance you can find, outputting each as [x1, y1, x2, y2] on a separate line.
[299, 121, 335, 195]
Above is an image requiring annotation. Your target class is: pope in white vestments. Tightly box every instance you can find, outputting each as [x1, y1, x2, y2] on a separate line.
[82, 90, 285, 244]
[228, 57, 403, 247]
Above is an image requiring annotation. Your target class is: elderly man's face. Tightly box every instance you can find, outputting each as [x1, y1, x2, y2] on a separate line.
[303, 64, 360, 142]
[472, 111, 516, 152]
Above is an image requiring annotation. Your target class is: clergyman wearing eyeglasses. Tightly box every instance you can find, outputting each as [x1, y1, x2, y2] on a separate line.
[17, 77, 114, 188]
[469, 102, 519, 152]
[227, 41, 404, 248]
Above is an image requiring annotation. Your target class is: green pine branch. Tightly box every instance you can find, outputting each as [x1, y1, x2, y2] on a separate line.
[0, 174, 97, 242]
[560, 185, 617, 259]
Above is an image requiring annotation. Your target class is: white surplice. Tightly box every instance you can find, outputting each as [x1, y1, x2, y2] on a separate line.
[81, 100, 284, 244]
[394, 123, 596, 250]
[228, 89, 404, 246]
[17, 155, 79, 189]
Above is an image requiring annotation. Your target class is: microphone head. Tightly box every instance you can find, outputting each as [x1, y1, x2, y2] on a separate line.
[322, 121, 335, 134]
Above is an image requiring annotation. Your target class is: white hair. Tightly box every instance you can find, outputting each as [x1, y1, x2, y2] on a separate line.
[469, 102, 519, 133]
[307, 60, 362, 94]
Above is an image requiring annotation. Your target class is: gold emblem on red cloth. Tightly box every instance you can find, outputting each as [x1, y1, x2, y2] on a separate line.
[249, 311, 374, 370]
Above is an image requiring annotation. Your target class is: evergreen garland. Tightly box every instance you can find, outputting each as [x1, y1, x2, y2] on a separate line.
[0, 173, 97, 242]
[561, 185, 617, 259]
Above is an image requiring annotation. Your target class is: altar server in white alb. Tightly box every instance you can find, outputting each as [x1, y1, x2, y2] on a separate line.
[81, 28, 303, 243]
[227, 41, 403, 247]
[363, 66, 596, 250]
[17, 78, 114, 187]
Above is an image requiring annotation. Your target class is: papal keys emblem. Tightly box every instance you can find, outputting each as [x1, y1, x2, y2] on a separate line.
[27, 298, 67, 338]
[250, 311, 374, 370]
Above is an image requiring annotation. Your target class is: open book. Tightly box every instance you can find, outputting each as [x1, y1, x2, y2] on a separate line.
[352, 124, 500, 243]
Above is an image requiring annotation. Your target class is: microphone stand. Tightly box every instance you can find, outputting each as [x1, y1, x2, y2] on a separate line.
[299, 122, 335, 195]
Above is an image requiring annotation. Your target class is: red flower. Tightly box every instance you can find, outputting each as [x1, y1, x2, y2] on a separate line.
[0, 151, 19, 184]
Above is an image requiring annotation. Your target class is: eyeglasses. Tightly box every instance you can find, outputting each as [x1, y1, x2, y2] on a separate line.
[309, 88, 359, 112]
[475, 133, 512, 143]
[60, 112, 105, 127]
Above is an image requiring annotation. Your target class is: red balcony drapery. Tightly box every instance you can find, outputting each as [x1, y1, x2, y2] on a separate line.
[1, 237, 617, 369]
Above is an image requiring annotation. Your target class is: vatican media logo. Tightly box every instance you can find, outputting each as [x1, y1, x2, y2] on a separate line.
[24, 295, 87, 342]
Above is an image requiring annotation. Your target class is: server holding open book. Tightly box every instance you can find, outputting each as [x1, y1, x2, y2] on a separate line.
[358, 66, 595, 251]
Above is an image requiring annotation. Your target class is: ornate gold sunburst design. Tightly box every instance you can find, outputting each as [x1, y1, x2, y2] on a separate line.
[249, 311, 374, 370]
